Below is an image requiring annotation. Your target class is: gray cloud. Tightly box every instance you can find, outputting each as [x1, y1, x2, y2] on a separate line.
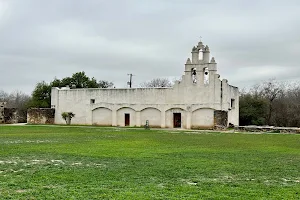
[0, 0, 300, 94]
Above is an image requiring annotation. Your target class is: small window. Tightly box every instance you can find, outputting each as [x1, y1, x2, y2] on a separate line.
[204, 67, 209, 85]
[90, 99, 95, 104]
[231, 99, 235, 109]
[191, 68, 197, 84]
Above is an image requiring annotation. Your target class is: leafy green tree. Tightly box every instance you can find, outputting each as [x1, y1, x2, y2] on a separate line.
[71, 72, 90, 88]
[250, 79, 283, 125]
[28, 81, 52, 108]
[239, 93, 268, 126]
[49, 72, 113, 89]
[59, 77, 72, 87]
[50, 77, 62, 87]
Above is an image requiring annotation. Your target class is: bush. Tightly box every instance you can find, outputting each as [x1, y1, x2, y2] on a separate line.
[61, 112, 75, 125]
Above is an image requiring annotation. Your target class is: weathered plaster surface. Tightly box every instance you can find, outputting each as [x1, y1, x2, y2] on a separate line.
[51, 41, 239, 128]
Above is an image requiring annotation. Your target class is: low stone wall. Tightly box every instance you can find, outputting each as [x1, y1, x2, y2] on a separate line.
[4, 108, 18, 124]
[236, 126, 300, 134]
[0, 102, 19, 124]
[27, 108, 55, 124]
[214, 110, 228, 130]
[0, 102, 5, 123]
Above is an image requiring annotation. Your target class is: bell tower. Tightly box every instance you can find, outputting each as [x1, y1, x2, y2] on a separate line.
[183, 39, 218, 86]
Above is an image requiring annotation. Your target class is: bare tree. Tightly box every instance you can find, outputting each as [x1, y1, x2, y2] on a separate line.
[0, 90, 31, 122]
[140, 78, 173, 88]
[239, 79, 300, 127]
[258, 79, 284, 125]
[283, 83, 300, 127]
[0, 90, 9, 101]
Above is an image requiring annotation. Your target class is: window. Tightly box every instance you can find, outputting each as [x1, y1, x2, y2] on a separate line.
[90, 99, 95, 104]
[204, 67, 209, 85]
[191, 68, 197, 84]
[231, 99, 235, 109]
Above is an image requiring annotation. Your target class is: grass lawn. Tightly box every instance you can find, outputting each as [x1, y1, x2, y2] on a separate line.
[0, 126, 299, 199]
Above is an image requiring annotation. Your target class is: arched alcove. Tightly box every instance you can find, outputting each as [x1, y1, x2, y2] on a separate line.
[191, 108, 214, 129]
[92, 107, 112, 126]
[140, 107, 161, 127]
[117, 107, 136, 127]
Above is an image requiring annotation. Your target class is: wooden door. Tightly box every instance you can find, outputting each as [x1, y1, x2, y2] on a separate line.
[125, 113, 130, 126]
[173, 113, 181, 128]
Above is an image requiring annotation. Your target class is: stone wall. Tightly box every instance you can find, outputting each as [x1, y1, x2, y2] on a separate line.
[0, 102, 6, 123]
[4, 108, 18, 124]
[214, 110, 228, 129]
[0, 102, 6, 124]
[236, 126, 300, 134]
[27, 108, 55, 124]
[0, 102, 18, 124]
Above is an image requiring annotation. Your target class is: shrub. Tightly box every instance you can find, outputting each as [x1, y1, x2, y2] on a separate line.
[61, 112, 75, 125]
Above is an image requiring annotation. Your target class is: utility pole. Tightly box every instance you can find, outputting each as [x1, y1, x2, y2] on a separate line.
[127, 74, 134, 88]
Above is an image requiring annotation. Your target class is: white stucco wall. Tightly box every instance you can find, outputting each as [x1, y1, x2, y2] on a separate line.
[51, 41, 239, 128]
[140, 108, 161, 127]
[117, 107, 136, 127]
[92, 107, 112, 126]
[165, 108, 186, 128]
[192, 108, 214, 128]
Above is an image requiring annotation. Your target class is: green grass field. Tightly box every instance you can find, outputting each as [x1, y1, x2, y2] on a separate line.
[0, 126, 299, 199]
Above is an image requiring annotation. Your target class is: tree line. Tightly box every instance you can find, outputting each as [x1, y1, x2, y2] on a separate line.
[29, 71, 114, 108]
[0, 72, 172, 122]
[0, 90, 30, 122]
[0, 72, 114, 122]
[2, 72, 300, 127]
[239, 79, 300, 127]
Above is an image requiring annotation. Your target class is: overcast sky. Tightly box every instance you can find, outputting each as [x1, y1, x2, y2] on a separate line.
[0, 0, 300, 94]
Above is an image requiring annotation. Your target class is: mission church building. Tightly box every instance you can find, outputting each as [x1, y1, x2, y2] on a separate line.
[51, 40, 239, 129]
